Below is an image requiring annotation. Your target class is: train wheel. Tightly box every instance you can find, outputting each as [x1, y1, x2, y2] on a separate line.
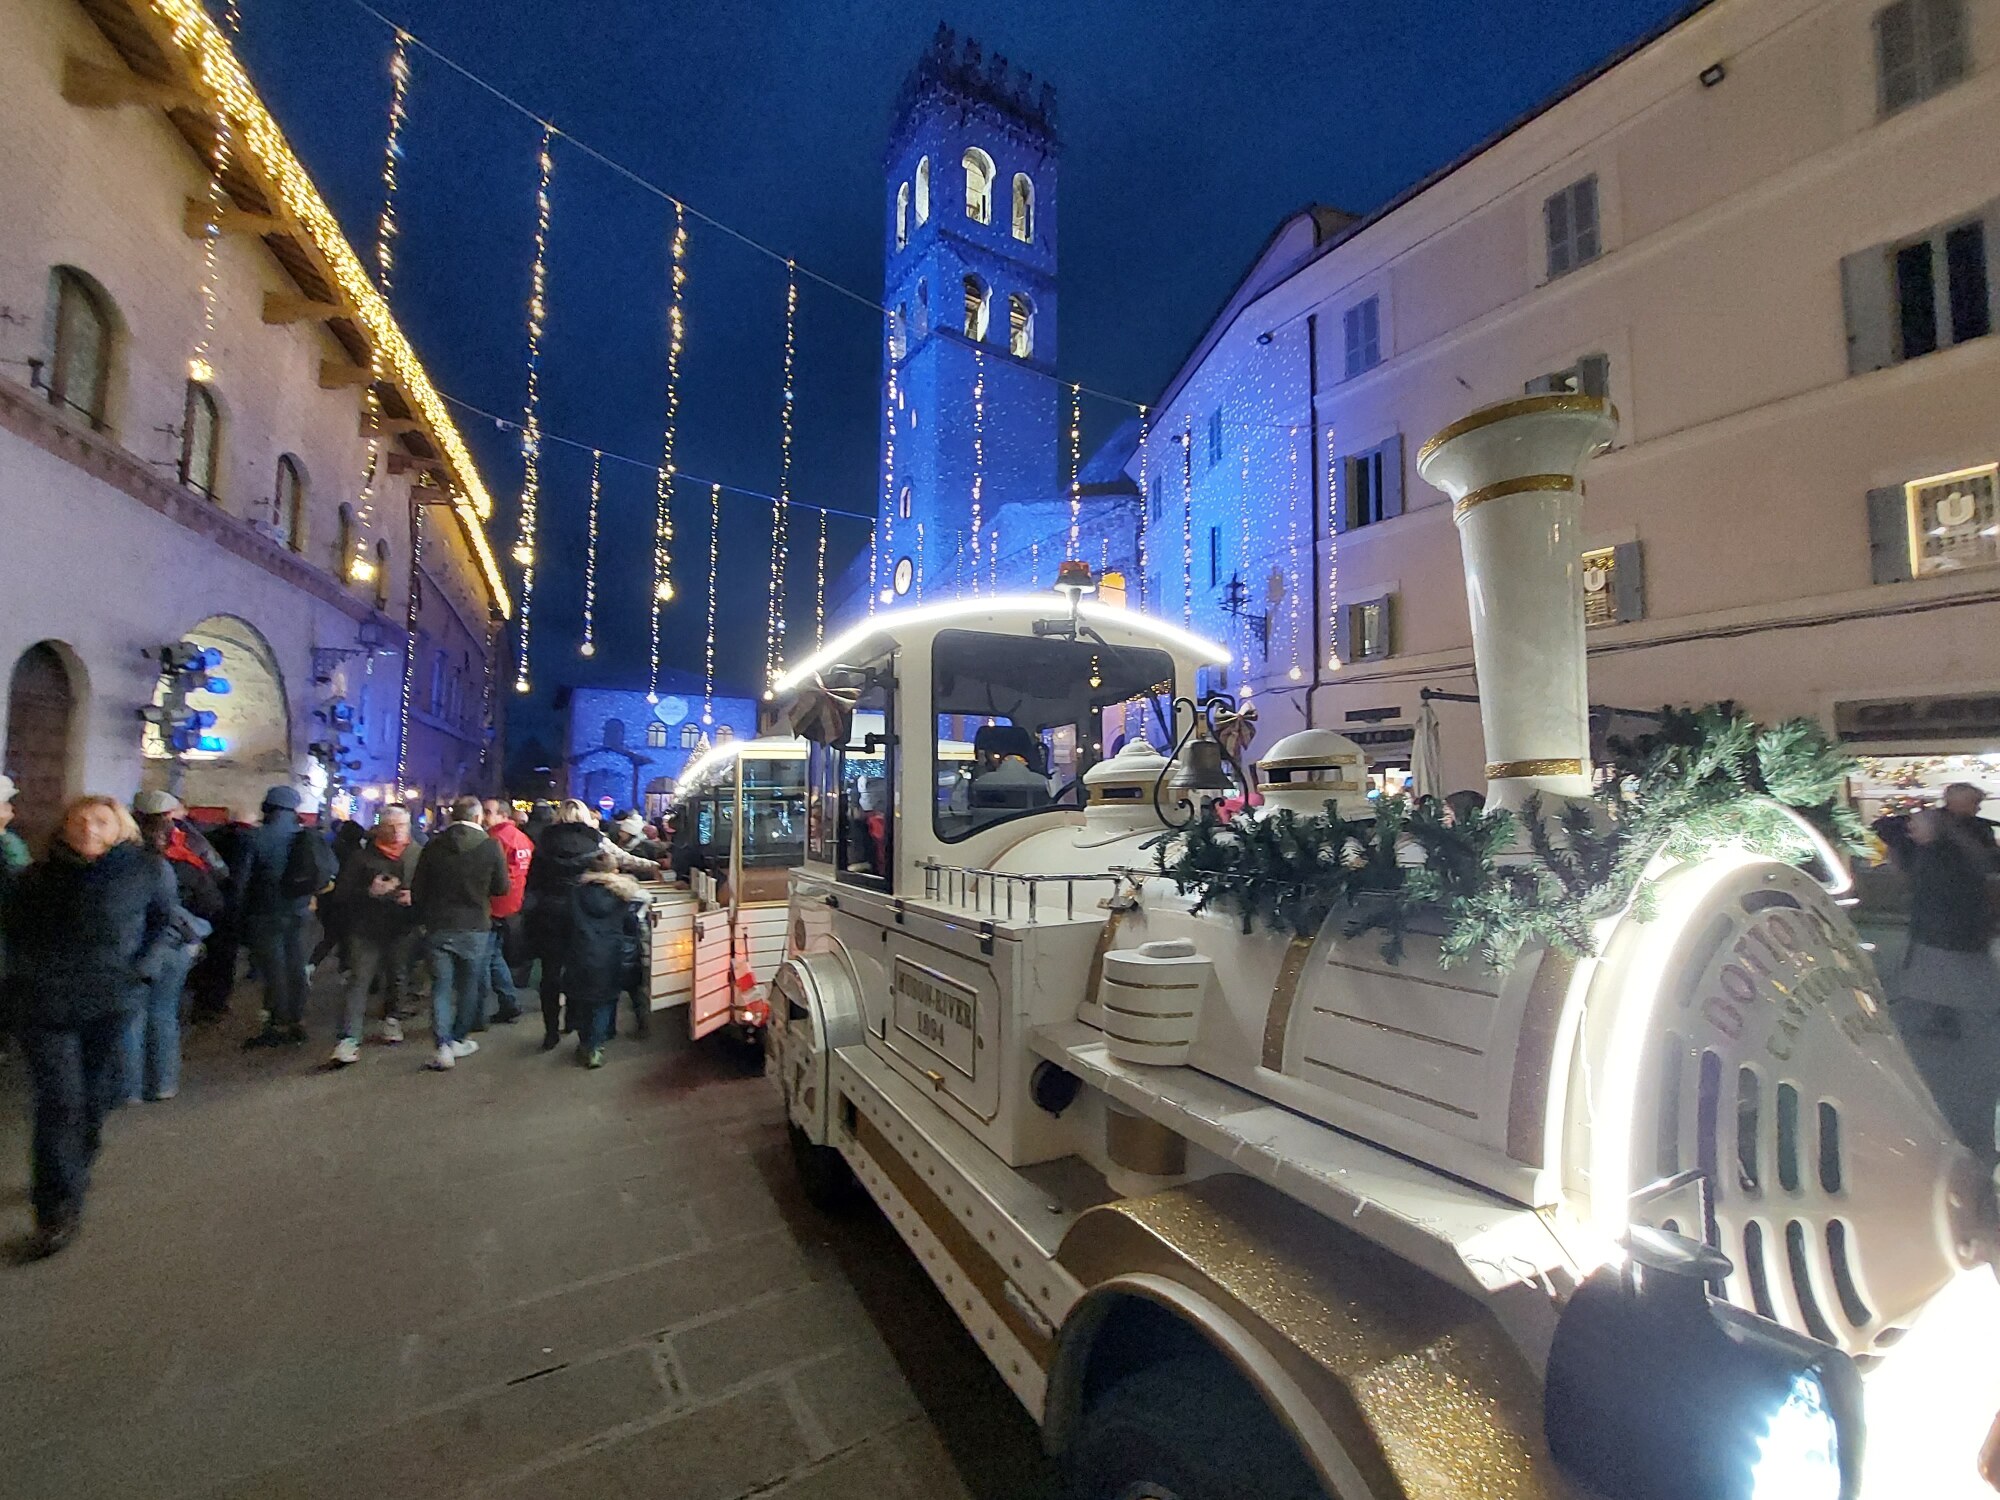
[1063, 1356, 1331, 1500]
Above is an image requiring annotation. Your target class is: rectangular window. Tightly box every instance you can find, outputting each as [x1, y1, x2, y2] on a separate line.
[1527, 352, 1611, 398]
[1346, 598, 1392, 662]
[1343, 296, 1381, 378]
[1876, 0, 1966, 116]
[1207, 408, 1224, 468]
[1348, 451, 1381, 528]
[1335, 435, 1404, 533]
[1208, 525, 1221, 586]
[1148, 473, 1161, 523]
[1896, 218, 1989, 360]
[1946, 222, 1991, 344]
[1896, 241, 1939, 359]
[1544, 175, 1601, 279]
[1907, 464, 2000, 577]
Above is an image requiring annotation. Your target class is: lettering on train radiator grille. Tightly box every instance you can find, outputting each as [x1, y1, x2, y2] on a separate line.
[892, 957, 979, 1078]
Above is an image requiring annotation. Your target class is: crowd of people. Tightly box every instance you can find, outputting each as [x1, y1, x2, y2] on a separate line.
[0, 777, 673, 1260]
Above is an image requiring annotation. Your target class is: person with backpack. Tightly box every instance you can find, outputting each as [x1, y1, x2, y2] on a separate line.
[235, 786, 335, 1050]
[409, 797, 511, 1072]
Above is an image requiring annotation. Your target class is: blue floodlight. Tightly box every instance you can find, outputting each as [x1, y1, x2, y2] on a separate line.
[201, 675, 232, 696]
[196, 733, 226, 754]
[190, 709, 217, 730]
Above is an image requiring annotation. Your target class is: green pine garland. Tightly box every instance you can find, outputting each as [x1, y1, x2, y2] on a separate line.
[1157, 706, 1867, 971]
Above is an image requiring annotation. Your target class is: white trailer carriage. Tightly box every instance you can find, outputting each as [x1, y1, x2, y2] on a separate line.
[644, 735, 808, 1040]
[764, 397, 2000, 1500]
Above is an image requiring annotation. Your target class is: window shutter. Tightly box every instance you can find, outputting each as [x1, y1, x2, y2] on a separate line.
[1576, 354, 1611, 399]
[1377, 595, 1396, 659]
[1333, 454, 1354, 534]
[1377, 435, 1405, 519]
[1866, 486, 1913, 584]
[1610, 541, 1645, 622]
[1840, 246, 1895, 375]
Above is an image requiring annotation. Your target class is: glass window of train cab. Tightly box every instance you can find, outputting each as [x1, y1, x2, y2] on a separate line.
[931, 627, 1176, 843]
[830, 670, 895, 889]
[741, 755, 806, 869]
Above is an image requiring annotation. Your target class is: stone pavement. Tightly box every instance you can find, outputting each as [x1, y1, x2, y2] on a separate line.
[0, 975, 1056, 1500]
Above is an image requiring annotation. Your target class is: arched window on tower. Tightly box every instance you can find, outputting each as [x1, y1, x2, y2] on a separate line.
[963, 276, 990, 341]
[963, 148, 995, 225]
[179, 379, 220, 499]
[914, 157, 931, 223]
[914, 279, 929, 336]
[1008, 294, 1035, 359]
[890, 306, 907, 361]
[895, 182, 910, 251]
[1012, 174, 1034, 242]
[680, 722, 701, 749]
[48, 266, 114, 430]
[898, 484, 912, 520]
[646, 720, 668, 748]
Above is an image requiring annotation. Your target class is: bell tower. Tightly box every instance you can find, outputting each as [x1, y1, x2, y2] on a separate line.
[878, 25, 1059, 600]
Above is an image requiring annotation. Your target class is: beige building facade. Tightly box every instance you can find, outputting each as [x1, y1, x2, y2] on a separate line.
[0, 0, 507, 847]
[1136, 0, 2000, 812]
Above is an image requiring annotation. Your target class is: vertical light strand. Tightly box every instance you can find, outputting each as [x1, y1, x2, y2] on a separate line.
[580, 448, 602, 657]
[765, 260, 797, 694]
[1067, 380, 1083, 559]
[877, 313, 898, 611]
[988, 522, 999, 595]
[1286, 425, 1303, 681]
[184, 25, 233, 386]
[1326, 430, 1342, 671]
[396, 490, 422, 793]
[814, 506, 827, 648]
[1135, 406, 1150, 613]
[1238, 439, 1253, 699]
[1180, 417, 1195, 628]
[649, 200, 688, 700]
[915, 522, 925, 602]
[1031, 538, 1041, 588]
[969, 349, 985, 595]
[702, 482, 720, 725]
[511, 122, 556, 694]
[360, 29, 410, 545]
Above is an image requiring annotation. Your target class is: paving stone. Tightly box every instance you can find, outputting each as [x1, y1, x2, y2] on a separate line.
[589, 1384, 813, 1500]
[669, 1281, 875, 1398]
[792, 1340, 923, 1450]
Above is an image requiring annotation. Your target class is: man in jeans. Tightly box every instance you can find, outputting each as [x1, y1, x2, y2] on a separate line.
[482, 799, 534, 1025]
[235, 786, 315, 1049]
[410, 796, 510, 1071]
[326, 804, 421, 1067]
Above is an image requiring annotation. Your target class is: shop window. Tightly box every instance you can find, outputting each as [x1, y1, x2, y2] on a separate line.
[47, 266, 114, 429]
[1544, 175, 1601, 280]
[1875, 0, 1965, 116]
[179, 380, 220, 499]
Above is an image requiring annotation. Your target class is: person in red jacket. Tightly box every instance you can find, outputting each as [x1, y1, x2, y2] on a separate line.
[481, 799, 534, 1025]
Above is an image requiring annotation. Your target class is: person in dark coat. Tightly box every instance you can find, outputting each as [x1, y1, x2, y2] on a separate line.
[1896, 783, 2000, 1036]
[409, 797, 511, 1071]
[188, 807, 253, 1024]
[327, 804, 422, 1066]
[523, 801, 556, 844]
[236, 787, 319, 1049]
[310, 793, 369, 972]
[524, 799, 612, 1050]
[6, 795, 177, 1257]
[566, 857, 646, 1069]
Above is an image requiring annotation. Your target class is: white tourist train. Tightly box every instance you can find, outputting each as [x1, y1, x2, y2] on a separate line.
[760, 394, 2000, 1500]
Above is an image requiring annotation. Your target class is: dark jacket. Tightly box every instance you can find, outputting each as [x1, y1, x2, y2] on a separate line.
[233, 807, 308, 926]
[410, 822, 511, 934]
[1909, 813, 2000, 952]
[333, 835, 422, 944]
[565, 870, 646, 1006]
[524, 822, 608, 955]
[5, 840, 177, 1027]
[161, 847, 224, 926]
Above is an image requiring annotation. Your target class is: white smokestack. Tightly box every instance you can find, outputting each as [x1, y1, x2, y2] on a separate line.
[1415, 395, 1617, 811]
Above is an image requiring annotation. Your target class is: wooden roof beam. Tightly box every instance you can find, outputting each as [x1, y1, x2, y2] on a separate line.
[318, 360, 375, 391]
[263, 291, 344, 325]
[62, 54, 200, 112]
[183, 197, 279, 240]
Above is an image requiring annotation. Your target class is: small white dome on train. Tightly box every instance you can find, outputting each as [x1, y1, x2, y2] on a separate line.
[1256, 729, 1370, 820]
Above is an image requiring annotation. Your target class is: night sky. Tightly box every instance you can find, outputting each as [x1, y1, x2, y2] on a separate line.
[233, 0, 1690, 753]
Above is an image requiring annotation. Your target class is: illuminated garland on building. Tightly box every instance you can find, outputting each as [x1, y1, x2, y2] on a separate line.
[866, 518, 879, 618]
[702, 482, 720, 725]
[969, 349, 985, 595]
[764, 261, 797, 694]
[915, 521, 926, 601]
[1286, 425, 1302, 681]
[1180, 418, 1195, 628]
[814, 506, 827, 647]
[877, 315, 898, 610]
[988, 522, 999, 594]
[511, 123, 556, 694]
[1031, 538, 1040, 588]
[580, 447, 601, 657]
[179, 0, 233, 388]
[375, 25, 420, 790]
[1326, 431, 1342, 671]
[1135, 406, 1149, 612]
[649, 200, 687, 700]
[397, 493, 422, 793]
[1067, 380, 1082, 559]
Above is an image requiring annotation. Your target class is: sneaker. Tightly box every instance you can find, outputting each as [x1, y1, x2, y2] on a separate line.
[494, 1008, 521, 1025]
[242, 1027, 284, 1051]
[427, 1044, 455, 1071]
[540, 1032, 561, 1053]
[450, 1037, 479, 1058]
[145, 1088, 178, 1102]
[303, 963, 316, 984]
[379, 1016, 404, 1045]
[20, 1213, 79, 1261]
[585, 1048, 606, 1070]
[330, 1037, 361, 1067]
[282, 1024, 307, 1047]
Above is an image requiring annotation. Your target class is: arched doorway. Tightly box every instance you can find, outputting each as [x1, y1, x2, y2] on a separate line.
[143, 615, 290, 818]
[6, 642, 80, 853]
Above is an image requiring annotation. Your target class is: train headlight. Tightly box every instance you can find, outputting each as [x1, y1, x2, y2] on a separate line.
[1545, 1227, 1863, 1500]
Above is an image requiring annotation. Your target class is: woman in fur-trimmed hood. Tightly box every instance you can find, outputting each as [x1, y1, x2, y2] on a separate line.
[565, 858, 646, 1069]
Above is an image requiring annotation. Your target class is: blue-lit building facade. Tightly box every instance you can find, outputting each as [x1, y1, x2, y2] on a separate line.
[557, 671, 759, 819]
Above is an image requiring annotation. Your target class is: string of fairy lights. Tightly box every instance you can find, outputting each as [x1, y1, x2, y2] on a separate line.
[1237, 438, 1254, 699]
[1179, 418, 1195, 628]
[702, 482, 721, 725]
[764, 261, 798, 694]
[1067, 381, 1082, 559]
[1286, 426, 1303, 682]
[579, 448, 602, 657]
[648, 200, 688, 699]
[969, 349, 985, 595]
[510, 123, 556, 694]
[180, 0, 234, 389]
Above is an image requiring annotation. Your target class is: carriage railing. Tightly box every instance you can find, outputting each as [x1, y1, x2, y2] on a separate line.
[915, 859, 1136, 923]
